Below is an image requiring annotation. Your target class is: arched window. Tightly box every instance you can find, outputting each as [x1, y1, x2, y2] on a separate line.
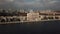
[48, 17, 53, 19]
[55, 17, 59, 19]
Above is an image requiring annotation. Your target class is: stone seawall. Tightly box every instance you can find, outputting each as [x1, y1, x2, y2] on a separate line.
[0, 19, 60, 24]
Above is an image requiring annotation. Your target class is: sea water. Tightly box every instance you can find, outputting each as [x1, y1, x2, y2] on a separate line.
[0, 20, 60, 34]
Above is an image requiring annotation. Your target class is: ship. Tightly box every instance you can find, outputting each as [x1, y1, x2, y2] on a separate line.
[0, 9, 60, 24]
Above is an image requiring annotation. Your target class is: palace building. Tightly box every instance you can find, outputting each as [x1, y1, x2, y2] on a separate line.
[0, 9, 60, 22]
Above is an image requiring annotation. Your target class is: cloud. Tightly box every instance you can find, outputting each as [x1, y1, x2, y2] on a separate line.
[14, 0, 44, 7]
[13, 0, 60, 7]
[0, 0, 14, 4]
[0, 0, 60, 10]
[5, 0, 14, 2]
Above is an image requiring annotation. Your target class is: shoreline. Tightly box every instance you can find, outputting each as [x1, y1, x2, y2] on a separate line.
[0, 19, 60, 24]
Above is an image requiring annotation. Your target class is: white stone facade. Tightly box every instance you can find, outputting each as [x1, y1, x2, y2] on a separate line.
[27, 12, 39, 21]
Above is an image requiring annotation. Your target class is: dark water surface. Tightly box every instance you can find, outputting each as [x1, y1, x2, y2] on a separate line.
[0, 20, 60, 34]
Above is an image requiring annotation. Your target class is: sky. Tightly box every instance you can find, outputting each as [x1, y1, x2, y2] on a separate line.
[0, 0, 60, 10]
